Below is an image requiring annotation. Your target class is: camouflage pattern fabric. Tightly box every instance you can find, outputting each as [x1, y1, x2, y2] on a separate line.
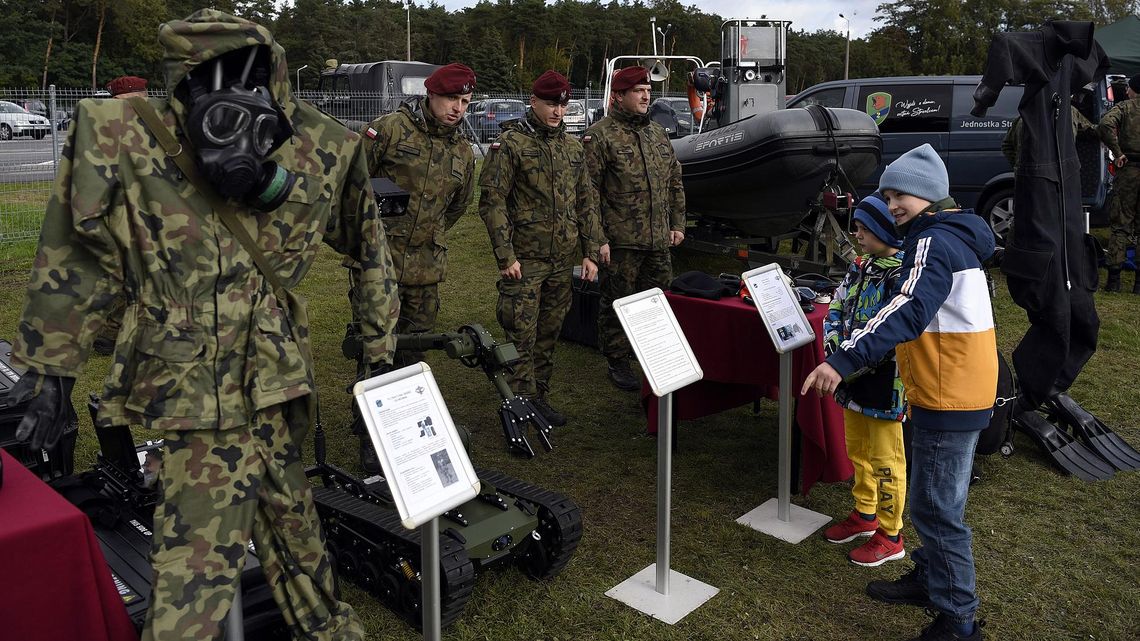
[12, 9, 399, 433]
[144, 402, 363, 641]
[496, 260, 574, 396]
[94, 292, 128, 345]
[394, 283, 441, 368]
[583, 106, 685, 250]
[478, 109, 601, 269]
[596, 248, 673, 361]
[357, 96, 475, 286]
[1099, 98, 1140, 266]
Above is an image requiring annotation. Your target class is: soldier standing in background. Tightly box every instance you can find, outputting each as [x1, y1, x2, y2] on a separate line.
[1098, 74, 1140, 293]
[584, 65, 686, 391]
[351, 62, 476, 470]
[478, 70, 602, 426]
[9, 10, 398, 640]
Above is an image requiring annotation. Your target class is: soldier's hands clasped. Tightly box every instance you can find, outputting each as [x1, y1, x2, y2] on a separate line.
[501, 261, 523, 280]
[11, 372, 76, 450]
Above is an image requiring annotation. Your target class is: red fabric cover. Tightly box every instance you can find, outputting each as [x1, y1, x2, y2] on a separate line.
[424, 63, 476, 95]
[641, 293, 854, 494]
[0, 449, 138, 641]
[612, 66, 651, 91]
[532, 70, 571, 102]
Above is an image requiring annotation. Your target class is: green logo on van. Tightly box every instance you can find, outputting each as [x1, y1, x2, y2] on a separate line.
[866, 91, 891, 125]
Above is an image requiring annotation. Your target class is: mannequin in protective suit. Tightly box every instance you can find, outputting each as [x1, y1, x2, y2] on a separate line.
[9, 10, 399, 640]
[973, 21, 1140, 477]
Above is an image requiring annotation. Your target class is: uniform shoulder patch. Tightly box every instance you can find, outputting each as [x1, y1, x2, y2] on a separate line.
[583, 134, 592, 143]
[365, 127, 378, 140]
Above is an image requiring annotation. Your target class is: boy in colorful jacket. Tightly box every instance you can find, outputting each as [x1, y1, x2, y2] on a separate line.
[821, 192, 909, 568]
[802, 143, 997, 641]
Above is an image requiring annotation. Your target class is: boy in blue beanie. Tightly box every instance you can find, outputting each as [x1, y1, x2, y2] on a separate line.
[822, 192, 909, 568]
[803, 143, 997, 641]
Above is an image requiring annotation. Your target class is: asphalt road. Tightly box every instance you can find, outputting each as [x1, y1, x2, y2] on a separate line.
[0, 137, 64, 183]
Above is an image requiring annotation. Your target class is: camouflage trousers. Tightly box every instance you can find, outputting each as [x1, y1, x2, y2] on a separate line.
[142, 402, 364, 641]
[597, 248, 673, 361]
[395, 283, 441, 368]
[1107, 164, 1140, 266]
[496, 260, 573, 396]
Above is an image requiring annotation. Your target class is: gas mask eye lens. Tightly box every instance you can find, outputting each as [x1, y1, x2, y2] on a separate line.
[203, 102, 251, 145]
[251, 114, 277, 157]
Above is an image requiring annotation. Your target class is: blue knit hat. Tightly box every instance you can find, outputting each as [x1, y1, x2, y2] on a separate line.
[878, 143, 949, 203]
[853, 192, 902, 249]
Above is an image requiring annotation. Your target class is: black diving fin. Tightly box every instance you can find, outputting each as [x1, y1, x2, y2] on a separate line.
[1011, 410, 1115, 482]
[1044, 393, 1140, 472]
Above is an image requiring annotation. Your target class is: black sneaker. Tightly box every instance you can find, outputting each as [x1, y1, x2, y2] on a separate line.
[93, 336, 115, 356]
[359, 436, 381, 476]
[866, 564, 932, 607]
[607, 359, 641, 392]
[907, 609, 984, 641]
[532, 395, 567, 427]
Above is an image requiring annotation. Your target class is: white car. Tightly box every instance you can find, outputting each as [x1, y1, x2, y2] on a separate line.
[563, 100, 587, 133]
[0, 101, 51, 140]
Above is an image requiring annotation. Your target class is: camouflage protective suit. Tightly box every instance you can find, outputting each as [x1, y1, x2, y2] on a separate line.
[1098, 97, 1140, 266]
[478, 109, 601, 396]
[357, 96, 476, 366]
[12, 10, 399, 641]
[583, 106, 686, 362]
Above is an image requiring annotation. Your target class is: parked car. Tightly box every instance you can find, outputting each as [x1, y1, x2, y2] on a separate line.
[787, 75, 1112, 242]
[466, 99, 526, 142]
[563, 99, 587, 133]
[13, 98, 70, 131]
[0, 100, 51, 140]
[585, 98, 604, 125]
[650, 97, 695, 136]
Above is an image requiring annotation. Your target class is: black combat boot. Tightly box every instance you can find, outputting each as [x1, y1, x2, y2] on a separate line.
[906, 610, 984, 641]
[607, 358, 641, 392]
[865, 564, 932, 607]
[359, 435, 381, 476]
[532, 394, 567, 427]
[1105, 266, 1122, 292]
[92, 336, 115, 356]
[1132, 275, 1140, 295]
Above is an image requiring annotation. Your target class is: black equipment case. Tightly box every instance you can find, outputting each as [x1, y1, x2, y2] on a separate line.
[559, 265, 601, 348]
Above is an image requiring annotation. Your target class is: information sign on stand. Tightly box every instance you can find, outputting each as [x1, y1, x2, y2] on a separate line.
[605, 288, 718, 624]
[735, 264, 831, 543]
[354, 363, 479, 641]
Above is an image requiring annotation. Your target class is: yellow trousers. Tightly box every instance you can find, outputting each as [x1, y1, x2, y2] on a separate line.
[843, 408, 907, 536]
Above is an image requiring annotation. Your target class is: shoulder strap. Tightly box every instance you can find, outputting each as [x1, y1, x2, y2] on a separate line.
[126, 96, 289, 303]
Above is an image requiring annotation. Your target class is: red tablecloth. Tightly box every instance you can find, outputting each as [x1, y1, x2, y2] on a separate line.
[0, 449, 138, 641]
[641, 292, 853, 494]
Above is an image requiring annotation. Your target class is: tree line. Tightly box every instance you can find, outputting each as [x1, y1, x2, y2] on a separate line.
[1, 0, 1135, 96]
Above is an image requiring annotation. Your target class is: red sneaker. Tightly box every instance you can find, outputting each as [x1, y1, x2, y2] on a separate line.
[848, 530, 906, 567]
[823, 511, 879, 543]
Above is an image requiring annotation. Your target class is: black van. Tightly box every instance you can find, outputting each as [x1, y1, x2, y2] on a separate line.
[787, 75, 1111, 240]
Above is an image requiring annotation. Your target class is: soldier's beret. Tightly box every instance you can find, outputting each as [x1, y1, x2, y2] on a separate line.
[612, 66, 651, 92]
[425, 63, 477, 95]
[532, 70, 571, 103]
[1130, 74, 1140, 93]
[107, 75, 148, 96]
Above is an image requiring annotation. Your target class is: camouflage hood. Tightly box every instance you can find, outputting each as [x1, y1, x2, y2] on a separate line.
[398, 96, 464, 142]
[158, 9, 293, 126]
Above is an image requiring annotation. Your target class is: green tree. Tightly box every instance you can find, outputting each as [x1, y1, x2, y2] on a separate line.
[463, 27, 518, 93]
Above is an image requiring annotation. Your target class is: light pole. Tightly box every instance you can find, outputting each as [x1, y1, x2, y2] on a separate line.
[404, 1, 412, 62]
[296, 64, 308, 91]
[839, 13, 850, 80]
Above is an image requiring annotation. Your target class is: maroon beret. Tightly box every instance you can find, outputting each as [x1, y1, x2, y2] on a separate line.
[532, 70, 571, 103]
[425, 63, 476, 95]
[612, 66, 651, 92]
[107, 75, 147, 96]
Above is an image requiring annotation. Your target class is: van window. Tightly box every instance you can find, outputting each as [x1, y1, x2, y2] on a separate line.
[859, 84, 952, 134]
[792, 87, 844, 108]
[951, 84, 1021, 131]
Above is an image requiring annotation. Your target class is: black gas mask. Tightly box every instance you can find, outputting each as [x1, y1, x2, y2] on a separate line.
[183, 46, 295, 211]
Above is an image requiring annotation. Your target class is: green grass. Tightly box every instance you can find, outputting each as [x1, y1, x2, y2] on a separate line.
[2, 210, 1140, 641]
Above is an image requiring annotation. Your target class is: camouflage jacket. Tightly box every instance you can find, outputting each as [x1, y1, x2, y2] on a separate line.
[583, 106, 685, 251]
[360, 97, 475, 285]
[478, 109, 602, 269]
[12, 10, 399, 432]
[1098, 97, 1140, 158]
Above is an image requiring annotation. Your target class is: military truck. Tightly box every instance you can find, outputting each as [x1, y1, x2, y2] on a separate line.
[315, 59, 441, 131]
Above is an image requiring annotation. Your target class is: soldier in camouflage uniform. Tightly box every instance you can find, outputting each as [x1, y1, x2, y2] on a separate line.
[478, 70, 602, 426]
[584, 66, 686, 391]
[349, 63, 475, 471]
[1099, 74, 1140, 293]
[9, 10, 398, 641]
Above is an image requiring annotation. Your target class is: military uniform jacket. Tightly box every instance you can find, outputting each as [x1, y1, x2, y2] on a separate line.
[361, 98, 475, 285]
[478, 110, 602, 269]
[583, 107, 685, 251]
[12, 14, 400, 432]
[1098, 97, 1140, 158]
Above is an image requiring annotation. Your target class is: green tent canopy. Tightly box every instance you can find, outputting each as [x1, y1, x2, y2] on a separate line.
[1096, 15, 1140, 77]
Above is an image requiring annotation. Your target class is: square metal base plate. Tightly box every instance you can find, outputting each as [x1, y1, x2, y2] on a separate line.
[605, 564, 719, 624]
[736, 497, 831, 544]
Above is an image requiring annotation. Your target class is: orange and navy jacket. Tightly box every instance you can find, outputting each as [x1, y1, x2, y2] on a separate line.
[826, 209, 998, 431]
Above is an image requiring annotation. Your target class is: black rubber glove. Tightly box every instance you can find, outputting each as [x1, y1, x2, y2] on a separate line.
[11, 372, 76, 451]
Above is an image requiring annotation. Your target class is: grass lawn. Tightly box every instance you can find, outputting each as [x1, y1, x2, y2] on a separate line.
[1, 210, 1138, 641]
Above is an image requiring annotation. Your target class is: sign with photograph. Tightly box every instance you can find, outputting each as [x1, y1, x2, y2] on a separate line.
[742, 264, 816, 354]
[613, 288, 703, 397]
[353, 363, 480, 529]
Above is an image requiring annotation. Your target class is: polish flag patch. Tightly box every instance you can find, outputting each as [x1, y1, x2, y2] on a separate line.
[490, 142, 502, 150]
[365, 127, 378, 140]
[583, 135, 592, 143]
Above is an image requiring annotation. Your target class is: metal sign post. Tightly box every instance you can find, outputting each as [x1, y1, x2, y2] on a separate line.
[421, 517, 441, 641]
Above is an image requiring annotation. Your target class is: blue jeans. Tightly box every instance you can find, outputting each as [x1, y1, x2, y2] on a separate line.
[909, 425, 981, 624]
